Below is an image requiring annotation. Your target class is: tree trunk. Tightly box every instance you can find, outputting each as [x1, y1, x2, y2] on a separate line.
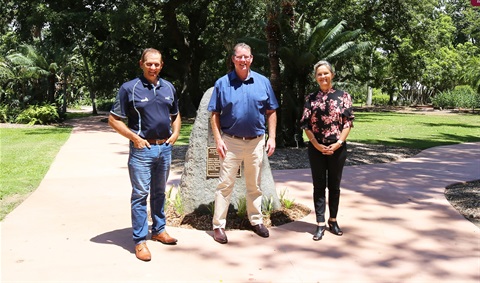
[79, 46, 97, 115]
[367, 85, 373, 106]
[266, 1, 284, 146]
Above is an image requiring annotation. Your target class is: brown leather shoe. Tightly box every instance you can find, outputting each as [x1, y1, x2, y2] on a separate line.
[135, 242, 151, 261]
[213, 228, 228, 244]
[151, 231, 178, 245]
[252, 224, 269, 238]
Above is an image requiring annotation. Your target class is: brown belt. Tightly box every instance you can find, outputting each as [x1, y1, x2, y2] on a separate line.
[223, 133, 262, 140]
[146, 139, 167, 145]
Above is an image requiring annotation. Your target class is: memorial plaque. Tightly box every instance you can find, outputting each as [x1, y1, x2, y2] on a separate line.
[206, 147, 241, 179]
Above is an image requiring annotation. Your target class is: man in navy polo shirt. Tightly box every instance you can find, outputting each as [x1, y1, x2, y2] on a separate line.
[208, 43, 279, 244]
[109, 48, 181, 261]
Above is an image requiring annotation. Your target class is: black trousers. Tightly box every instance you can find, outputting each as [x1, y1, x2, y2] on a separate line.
[307, 142, 347, 223]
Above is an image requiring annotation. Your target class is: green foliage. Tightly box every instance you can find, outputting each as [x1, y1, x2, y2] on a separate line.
[164, 185, 184, 214]
[261, 196, 274, 216]
[431, 92, 452, 109]
[342, 84, 367, 105]
[15, 104, 60, 125]
[432, 85, 480, 110]
[0, 105, 22, 123]
[165, 185, 174, 210]
[236, 196, 247, 218]
[371, 89, 390, 106]
[452, 85, 480, 110]
[207, 201, 215, 216]
[171, 187, 184, 215]
[0, 105, 8, 123]
[96, 98, 115, 112]
[279, 188, 295, 209]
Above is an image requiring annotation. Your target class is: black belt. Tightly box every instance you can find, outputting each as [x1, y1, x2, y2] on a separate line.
[223, 133, 262, 140]
[146, 139, 167, 145]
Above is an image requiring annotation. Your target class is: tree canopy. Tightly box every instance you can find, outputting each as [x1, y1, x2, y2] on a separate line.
[1, 0, 479, 144]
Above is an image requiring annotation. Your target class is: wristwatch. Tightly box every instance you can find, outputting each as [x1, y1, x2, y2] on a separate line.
[336, 140, 344, 145]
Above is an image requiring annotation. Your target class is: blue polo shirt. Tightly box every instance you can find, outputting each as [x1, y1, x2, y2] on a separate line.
[111, 76, 179, 139]
[208, 70, 279, 137]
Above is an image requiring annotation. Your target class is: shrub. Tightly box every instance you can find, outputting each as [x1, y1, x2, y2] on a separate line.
[452, 85, 480, 109]
[341, 84, 367, 105]
[96, 98, 115, 112]
[0, 106, 8, 123]
[15, 104, 60, 125]
[433, 85, 480, 110]
[0, 105, 22, 123]
[432, 91, 452, 109]
[371, 88, 390, 106]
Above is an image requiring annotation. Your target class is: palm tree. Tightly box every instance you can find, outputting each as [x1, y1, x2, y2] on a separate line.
[278, 16, 370, 146]
[5, 44, 57, 106]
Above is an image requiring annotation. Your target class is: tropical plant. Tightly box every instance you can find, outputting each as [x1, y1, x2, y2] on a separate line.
[2, 44, 56, 107]
[236, 196, 247, 218]
[278, 15, 370, 146]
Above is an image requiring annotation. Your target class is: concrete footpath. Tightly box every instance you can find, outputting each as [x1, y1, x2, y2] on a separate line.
[1, 115, 479, 283]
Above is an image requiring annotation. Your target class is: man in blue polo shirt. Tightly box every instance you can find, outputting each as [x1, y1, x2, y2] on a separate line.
[208, 42, 279, 244]
[109, 48, 181, 261]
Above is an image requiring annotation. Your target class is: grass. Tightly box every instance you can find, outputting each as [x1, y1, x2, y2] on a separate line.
[177, 120, 193, 145]
[0, 126, 72, 220]
[1, 110, 479, 221]
[349, 112, 480, 149]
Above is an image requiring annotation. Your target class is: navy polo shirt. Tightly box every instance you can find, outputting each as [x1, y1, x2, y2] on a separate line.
[208, 70, 279, 137]
[111, 76, 179, 139]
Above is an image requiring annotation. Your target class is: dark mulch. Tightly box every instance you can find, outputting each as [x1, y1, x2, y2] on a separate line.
[166, 203, 311, 231]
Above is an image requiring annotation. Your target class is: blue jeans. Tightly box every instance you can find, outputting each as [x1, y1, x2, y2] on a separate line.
[128, 142, 172, 244]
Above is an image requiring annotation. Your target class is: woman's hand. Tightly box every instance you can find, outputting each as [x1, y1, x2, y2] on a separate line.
[326, 142, 342, 153]
[314, 143, 334, 155]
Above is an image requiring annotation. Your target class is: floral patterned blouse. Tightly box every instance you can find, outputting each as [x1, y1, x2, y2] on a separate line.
[300, 88, 355, 144]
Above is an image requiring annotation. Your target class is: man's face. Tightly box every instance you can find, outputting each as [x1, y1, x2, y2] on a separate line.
[140, 52, 163, 84]
[232, 47, 253, 73]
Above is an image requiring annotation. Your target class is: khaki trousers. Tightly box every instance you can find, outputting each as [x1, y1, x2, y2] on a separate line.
[213, 134, 265, 229]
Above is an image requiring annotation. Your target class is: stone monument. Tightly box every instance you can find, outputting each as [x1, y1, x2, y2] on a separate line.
[179, 87, 281, 214]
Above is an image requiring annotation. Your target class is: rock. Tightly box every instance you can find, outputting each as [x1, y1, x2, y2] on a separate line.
[179, 87, 281, 214]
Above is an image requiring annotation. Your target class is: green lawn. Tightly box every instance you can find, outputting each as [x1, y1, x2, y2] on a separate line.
[349, 112, 480, 149]
[0, 126, 72, 220]
[1, 111, 479, 221]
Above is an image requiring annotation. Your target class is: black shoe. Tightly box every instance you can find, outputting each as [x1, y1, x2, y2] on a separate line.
[313, 225, 325, 241]
[328, 220, 343, 236]
[213, 228, 228, 244]
[252, 224, 269, 238]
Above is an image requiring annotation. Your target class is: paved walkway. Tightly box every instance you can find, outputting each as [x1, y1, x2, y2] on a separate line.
[1, 115, 479, 283]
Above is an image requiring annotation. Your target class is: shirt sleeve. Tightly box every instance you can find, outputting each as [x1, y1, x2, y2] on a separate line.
[265, 79, 279, 110]
[207, 83, 221, 113]
[341, 91, 355, 129]
[110, 84, 129, 119]
[167, 81, 179, 116]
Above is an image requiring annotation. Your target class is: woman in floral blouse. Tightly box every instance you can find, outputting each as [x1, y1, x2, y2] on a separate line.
[300, 60, 355, 241]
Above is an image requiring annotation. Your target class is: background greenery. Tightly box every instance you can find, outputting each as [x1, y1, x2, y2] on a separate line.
[1, 0, 479, 147]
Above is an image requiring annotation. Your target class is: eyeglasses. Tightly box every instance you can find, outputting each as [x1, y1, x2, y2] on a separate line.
[234, 55, 252, 61]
